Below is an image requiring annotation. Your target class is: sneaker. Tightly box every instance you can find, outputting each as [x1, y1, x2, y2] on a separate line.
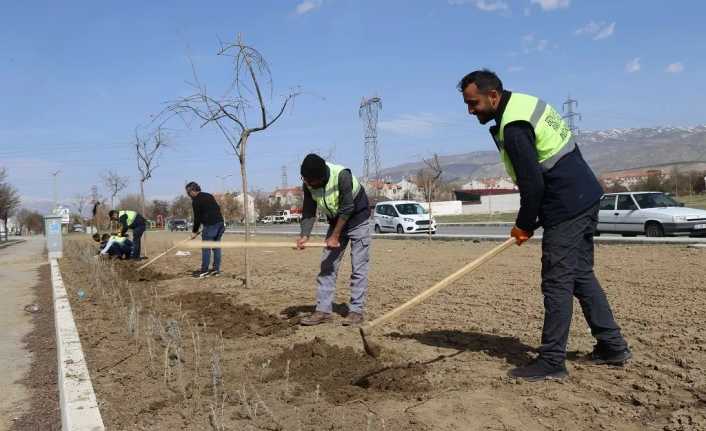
[508, 359, 568, 382]
[192, 271, 211, 279]
[341, 312, 364, 326]
[588, 345, 632, 366]
[209, 270, 221, 277]
[300, 311, 332, 326]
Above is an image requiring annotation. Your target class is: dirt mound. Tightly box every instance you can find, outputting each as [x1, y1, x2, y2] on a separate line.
[119, 266, 176, 282]
[266, 337, 430, 404]
[175, 292, 296, 338]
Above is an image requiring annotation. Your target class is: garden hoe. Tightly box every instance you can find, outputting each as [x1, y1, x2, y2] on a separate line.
[359, 237, 516, 358]
[136, 232, 200, 272]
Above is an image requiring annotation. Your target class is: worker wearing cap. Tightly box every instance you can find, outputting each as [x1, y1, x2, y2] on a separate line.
[295, 153, 371, 327]
[458, 69, 630, 381]
[109, 209, 146, 260]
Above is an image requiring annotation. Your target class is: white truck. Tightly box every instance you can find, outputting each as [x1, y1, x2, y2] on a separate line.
[273, 210, 302, 224]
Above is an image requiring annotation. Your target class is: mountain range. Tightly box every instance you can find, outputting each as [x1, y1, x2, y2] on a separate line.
[379, 125, 706, 182]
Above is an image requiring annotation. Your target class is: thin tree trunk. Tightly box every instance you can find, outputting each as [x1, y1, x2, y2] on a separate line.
[239, 134, 251, 289]
[140, 180, 147, 258]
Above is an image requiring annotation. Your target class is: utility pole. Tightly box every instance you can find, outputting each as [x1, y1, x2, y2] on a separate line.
[281, 165, 288, 190]
[216, 174, 232, 194]
[359, 96, 382, 194]
[51, 170, 61, 210]
[562, 95, 582, 135]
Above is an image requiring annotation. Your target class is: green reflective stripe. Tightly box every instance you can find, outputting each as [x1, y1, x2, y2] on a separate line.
[118, 210, 137, 226]
[306, 163, 360, 217]
[540, 137, 576, 170]
[529, 100, 547, 127]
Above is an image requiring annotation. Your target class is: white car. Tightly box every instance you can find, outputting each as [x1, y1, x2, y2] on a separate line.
[373, 200, 437, 234]
[597, 192, 706, 237]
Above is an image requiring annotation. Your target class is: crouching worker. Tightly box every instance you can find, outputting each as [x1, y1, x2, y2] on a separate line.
[108, 209, 146, 260]
[295, 153, 372, 327]
[93, 233, 133, 259]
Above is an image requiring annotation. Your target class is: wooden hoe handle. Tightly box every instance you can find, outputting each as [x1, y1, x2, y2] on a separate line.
[180, 240, 327, 249]
[360, 238, 515, 334]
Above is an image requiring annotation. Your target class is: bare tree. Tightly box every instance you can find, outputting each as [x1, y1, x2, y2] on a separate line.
[163, 35, 299, 288]
[418, 154, 442, 241]
[134, 126, 167, 257]
[102, 170, 129, 209]
[170, 195, 192, 220]
[0, 168, 21, 240]
[72, 193, 90, 226]
[135, 127, 167, 217]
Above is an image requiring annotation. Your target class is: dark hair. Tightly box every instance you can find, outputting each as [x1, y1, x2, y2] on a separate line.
[300, 153, 327, 180]
[108, 210, 117, 218]
[101, 233, 110, 241]
[92, 233, 101, 242]
[457, 69, 503, 94]
[185, 181, 201, 193]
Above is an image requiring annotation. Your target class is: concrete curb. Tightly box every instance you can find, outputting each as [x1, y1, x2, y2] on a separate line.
[50, 259, 105, 431]
[225, 229, 706, 245]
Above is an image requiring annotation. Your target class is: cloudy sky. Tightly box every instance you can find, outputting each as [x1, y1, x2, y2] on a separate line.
[1, 0, 703, 209]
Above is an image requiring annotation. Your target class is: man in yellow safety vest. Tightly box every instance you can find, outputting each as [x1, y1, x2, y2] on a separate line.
[295, 153, 372, 327]
[109, 209, 146, 260]
[458, 69, 630, 382]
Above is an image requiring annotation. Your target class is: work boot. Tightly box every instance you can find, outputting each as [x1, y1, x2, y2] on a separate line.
[300, 311, 332, 326]
[341, 312, 364, 326]
[588, 345, 632, 366]
[508, 359, 568, 382]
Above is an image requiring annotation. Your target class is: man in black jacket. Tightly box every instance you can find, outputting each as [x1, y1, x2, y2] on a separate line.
[186, 181, 225, 278]
[458, 69, 630, 381]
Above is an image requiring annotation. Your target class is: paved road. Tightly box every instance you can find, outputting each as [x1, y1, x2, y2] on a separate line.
[235, 223, 515, 236]
[0, 236, 45, 430]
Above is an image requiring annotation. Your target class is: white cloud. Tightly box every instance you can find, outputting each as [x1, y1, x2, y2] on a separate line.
[666, 62, 684, 73]
[448, 0, 509, 12]
[379, 113, 452, 136]
[295, 0, 322, 15]
[575, 21, 616, 40]
[522, 33, 549, 54]
[530, 0, 570, 11]
[625, 57, 641, 73]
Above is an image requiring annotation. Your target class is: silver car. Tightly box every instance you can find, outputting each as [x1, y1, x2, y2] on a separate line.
[597, 192, 706, 237]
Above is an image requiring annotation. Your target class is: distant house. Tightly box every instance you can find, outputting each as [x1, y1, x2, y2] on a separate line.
[599, 169, 664, 190]
[461, 177, 517, 192]
[234, 193, 257, 222]
[268, 187, 304, 209]
[364, 177, 423, 201]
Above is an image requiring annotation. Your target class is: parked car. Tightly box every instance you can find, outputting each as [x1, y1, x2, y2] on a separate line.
[597, 192, 706, 237]
[72, 224, 84, 233]
[373, 200, 437, 234]
[168, 219, 188, 232]
[260, 215, 274, 224]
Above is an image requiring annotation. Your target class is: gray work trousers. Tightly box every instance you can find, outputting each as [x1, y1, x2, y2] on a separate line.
[315, 220, 371, 314]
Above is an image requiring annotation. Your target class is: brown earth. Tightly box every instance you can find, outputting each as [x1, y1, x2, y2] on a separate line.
[58, 232, 706, 430]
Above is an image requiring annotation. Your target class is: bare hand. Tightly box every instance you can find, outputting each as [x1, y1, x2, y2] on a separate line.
[325, 235, 341, 249]
[295, 236, 309, 250]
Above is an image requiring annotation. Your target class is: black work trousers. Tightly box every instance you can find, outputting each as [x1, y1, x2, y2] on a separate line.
[539, 204, 628, 366]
